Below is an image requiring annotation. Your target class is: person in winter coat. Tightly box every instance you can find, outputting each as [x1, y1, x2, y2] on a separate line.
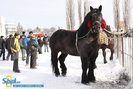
[24, 31, 38, 66]
[19, 35, 26, 61]
[0, 36, 6, 61]
[43, 34, 49, 52]
[28, 34, 38, 69]
[5, 34, 14, 61]
[11, 33, 21, 73]
[37, 36, 43, 54]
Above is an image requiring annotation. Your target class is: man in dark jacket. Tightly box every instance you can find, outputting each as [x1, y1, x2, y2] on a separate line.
[28, 34, 38, 69]
[43, 34, 49, 52]
[0, 36, 6, 61]
[5, 34, 14, 61]
[20, 35, 26, 61]
[37, 36, 43, 54]
[24, 31, 38, 66]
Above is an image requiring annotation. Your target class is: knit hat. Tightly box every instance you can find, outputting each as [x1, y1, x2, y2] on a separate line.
[22, 31, 25, 35]
[29, 31, 33, 34]
[9, 34, 13, 38]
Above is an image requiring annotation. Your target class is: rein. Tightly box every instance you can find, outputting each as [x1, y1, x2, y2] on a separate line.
[75, 30, 91, 55]
[104, 29, 128, 38]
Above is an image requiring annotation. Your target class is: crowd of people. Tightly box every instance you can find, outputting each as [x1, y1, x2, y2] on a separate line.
[0, 31, 49, 73]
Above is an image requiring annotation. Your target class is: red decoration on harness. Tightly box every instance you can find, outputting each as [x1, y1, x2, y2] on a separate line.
[101, 19, 106, 29]
[70, 30, 77, 32]
[87, 19, 107, 29]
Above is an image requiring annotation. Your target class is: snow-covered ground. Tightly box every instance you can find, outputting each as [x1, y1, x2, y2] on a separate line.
[0, 48, 132, 89]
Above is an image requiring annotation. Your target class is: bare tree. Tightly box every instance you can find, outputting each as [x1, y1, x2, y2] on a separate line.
[77, 0, 82, 26]
[17, 23, 23, 33]
[77, 0, 90, 26]
[66, 0, 75, 30]
[34, 27, 41, 33]
[113, 0, 120, 31]
[122, 0, 132, 30]
[113, 0, 120, 59]
[84, 0, 90, 18]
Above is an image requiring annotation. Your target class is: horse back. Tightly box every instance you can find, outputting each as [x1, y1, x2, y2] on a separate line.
[50, 29, 79, 56]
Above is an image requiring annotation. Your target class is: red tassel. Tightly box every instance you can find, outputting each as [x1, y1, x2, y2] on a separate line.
[87, 19, 107, 30]
[87, 20, 92, 28]
[101, 19, 107, 29]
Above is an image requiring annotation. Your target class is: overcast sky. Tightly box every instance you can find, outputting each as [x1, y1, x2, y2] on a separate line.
[0, 0, 132, 29]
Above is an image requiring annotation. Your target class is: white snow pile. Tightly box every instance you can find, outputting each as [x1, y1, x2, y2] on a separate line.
[0, 49, 132, 89]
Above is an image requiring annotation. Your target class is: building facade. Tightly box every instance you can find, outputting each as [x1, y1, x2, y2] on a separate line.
[0, 16, 6, 36]
[0, 16, 17, 36]
[5, 22, 17, 35]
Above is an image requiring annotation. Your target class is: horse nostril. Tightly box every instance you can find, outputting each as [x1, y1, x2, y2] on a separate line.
[98, 27, 100, 29]
[92, 26, 95, 29]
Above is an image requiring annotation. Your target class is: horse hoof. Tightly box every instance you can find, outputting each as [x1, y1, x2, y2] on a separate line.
[88, 77, 96, 83]
[62, 73, 66, 77]
[110, 58, 113, 61]
[81, 80, 89, 84]
[104, 61, 107, 64]
[55, 74, 60, 77]
[82, 82, 89, 85]
[89, 80, 96, 83]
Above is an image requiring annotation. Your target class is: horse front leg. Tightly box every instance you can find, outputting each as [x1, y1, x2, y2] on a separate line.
[81, 57, 89, 84]
[59, 53, 68, 76]
[88, 54, 98, 83]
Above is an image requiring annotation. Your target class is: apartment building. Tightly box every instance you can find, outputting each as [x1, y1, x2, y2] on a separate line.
[0, 16, 17, 36]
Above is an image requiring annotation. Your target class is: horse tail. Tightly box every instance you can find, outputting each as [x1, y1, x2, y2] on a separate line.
[51, 54, 55, 73]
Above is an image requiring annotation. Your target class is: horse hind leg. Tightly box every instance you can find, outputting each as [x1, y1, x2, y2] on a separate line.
[109, 47, 114, 61]
[51, 51, 60, 77]
[102, 48, 107, 64]
[59, 53, 68, 76]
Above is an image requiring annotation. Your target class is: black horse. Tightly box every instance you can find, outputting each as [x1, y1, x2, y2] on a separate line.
[50, 5, 103, 84]
[100, 25, 114, 64]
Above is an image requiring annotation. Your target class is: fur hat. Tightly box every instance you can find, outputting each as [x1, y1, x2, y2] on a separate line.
[29, 31, 33, 34]
[14, 32, 20, 37]
[9, 34, 13, 38]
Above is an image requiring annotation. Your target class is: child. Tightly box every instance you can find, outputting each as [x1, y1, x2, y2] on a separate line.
[28, 34, 38, 69]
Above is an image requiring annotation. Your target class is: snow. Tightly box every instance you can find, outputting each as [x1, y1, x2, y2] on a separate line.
[0, 48, 132, 89]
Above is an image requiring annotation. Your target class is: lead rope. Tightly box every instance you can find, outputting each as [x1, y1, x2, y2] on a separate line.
[75, 30, 91, 55]
[75, 32, 80, 55]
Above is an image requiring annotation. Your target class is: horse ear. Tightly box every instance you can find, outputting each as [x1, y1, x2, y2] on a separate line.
[90, 6, 93, 11]
[99, 5, 102, 12]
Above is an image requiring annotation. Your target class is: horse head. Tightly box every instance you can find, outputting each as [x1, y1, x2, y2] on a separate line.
[89, 5, 103, 34]
[77, 5, 103, 38]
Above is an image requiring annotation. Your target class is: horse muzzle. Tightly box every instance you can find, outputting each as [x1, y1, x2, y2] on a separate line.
[91, 26, 100, 34]
[91, 21, 101, 34]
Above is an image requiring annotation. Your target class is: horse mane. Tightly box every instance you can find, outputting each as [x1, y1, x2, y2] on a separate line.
[77, 12, 92, 38]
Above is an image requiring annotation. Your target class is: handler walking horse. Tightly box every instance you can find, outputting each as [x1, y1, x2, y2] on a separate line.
[50, 5, 103, 84]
